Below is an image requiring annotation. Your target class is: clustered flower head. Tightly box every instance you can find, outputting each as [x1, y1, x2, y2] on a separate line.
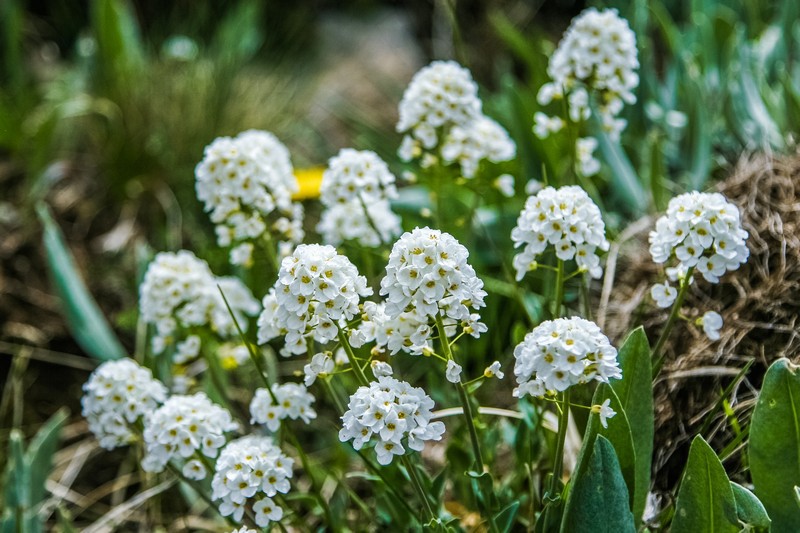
[139, 251, 259, 359]
[320, 148, 398, 205]
[81, 359, 167, 450]
[397, 60, 515, 178]
[212, 435, 294, 527]
[649, 191, 749, 304]
[317, 200, 401, 248]
[250, 383, 317, 431]
[363, 301, 433, 356]
[380, 228, 487, 334]
[141, 392, 238, 478]
[339, 376, 446, 465]
[195, 129, 304, 266]
[513, 317, 621, 398]
[511, 185, 609, 281]
[537, 8, 639, 141]
[257, 244, 373, 356]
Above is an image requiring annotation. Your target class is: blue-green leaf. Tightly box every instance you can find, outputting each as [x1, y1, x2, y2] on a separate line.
[749, 358, 800, 532]
[25, 408, 69, 505]
[672, 436, 739, 533]
[590, 115, 647, 215]
[37, 204, 126, 360]
[730, 482, 770, 531]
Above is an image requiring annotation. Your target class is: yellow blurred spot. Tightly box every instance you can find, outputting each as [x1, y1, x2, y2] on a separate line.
[293, 166, 325, 200]
[220, 356, 239, 370]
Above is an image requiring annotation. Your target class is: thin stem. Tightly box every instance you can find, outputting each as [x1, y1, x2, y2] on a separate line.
[542, 388, 571, 529]
[401, 455, 437, 522]
[553, 259, 565, 318]
[338, 328, 369, 386]
[165, 462, 238, 527]
[357, 193, 387, 247]
[652, 268, 694, 377]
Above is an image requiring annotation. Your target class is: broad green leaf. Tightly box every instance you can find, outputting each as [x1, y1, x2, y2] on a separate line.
[495, 500, 520, 533]
[3, 430, 28, 508]
[25, 408, 69, 505]
[672, 436, 739, 533]
[38, 204, 126, 360]
[730, 482, 770, 531]
[90, 0, 144, 89]
[611, 327, 653, 523]
[749, 358, 800, 532]
[561, 436, 635, 533]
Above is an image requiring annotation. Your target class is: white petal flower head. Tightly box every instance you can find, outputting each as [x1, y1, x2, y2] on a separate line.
[250, 383, 317, 431]
[649, 191, 749, 283]
[304, 352, 335, 386]
[511, 186, 609, 281]
[371, 360, 394, 378]
[440, 115, 516, 178]
[141, 393, 238, 476]
[592, 398, 616, 429]
[211, 435, 293, 527]
[397, 60, 482, 151]
[445, 360, 463, 384]
[484, 361, 504, 379]
[513, 317, 620, 398]
[195, 130, 304, 262]
[699, 311, 723, 341]
[380, 227, 487, 328]
[494, 174, 516, 198]
[339, 376, 445, 465]
[317, 199, 402, 248]
[650, 281, 677, 308]
[81, 359, 167, 450]
[320, 148, 398, 205]
[257, 244, 373, 356]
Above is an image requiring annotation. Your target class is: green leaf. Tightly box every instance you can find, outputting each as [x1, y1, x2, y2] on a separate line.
[611, 327, 653, 523]
[672, 436, 739, 533]
[561, 436, 635, 533]
[90, 0, 145, 89]
[25, 408, 69, 505]
[749, 358, 800, 532]
[730, 482, 771, 531]
[3, 430, 29, 509]
[37, 204, 126, 360]
[590, 115, 647, 216]
[495, 500, 520, 533]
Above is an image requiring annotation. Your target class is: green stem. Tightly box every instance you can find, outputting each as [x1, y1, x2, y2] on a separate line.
[401, 455, 437, 522]
[165, 461, 238, 527]
[542, 388, 571, 528]
[554, 259, 565, 318]
[652, 267, 694, 377]
[358, 193, 387, 247]
[338, 328, 369, 386]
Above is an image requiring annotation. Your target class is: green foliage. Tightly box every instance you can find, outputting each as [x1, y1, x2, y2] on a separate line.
[38, 204, 126, 360]
[672, 436, 739, 533]
[561, 436, 635, 533]
[730, 482, 771, 531]
[749, 358, 800, 532]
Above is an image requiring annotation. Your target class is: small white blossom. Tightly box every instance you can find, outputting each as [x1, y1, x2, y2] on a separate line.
[320, 148, 398, 205]
[494, 174, 516, 198]
[650, 281, 678, 308]
[576, 137, 600, 176]
[371, 360, 394, 378]
[511, 186, 609, 280]
[182, 459, 207, 480]
[445, 360, 463, 383]
[533, 112, 565, 139]
[440, 115, 516, 178]
[141, 393, 238, 476]
[592, 398, 616, 428]
[81, 359, 167, 450]
[303, 352, 335, 386]
[699, 311, 723, 341]
[484, 361, 504, 379]
[513, 317, 620, 398]
[250, 383, 317, 431]
[339, 376, 445, 465]
[317, 199, 401, 248]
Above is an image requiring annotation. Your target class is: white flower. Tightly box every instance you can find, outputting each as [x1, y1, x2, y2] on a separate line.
[317, 199, 401, 248]
[371, 360, 394, 378]
[592, 398, 616, 428]
[525, 179, 544, 195]
[182, 459, 206, 480]
[366, 302, 435, 356]
[440, 115, 516, 178]
[649, 191, 749, 283]
[699, 311, 723, 341]
[494, 174, 516, 198]
[320, 148, 398, 205]
[650, 281, 677, 308]
[397, 60, 482, 150]
[576, 137, 600, 176]
[257, 244, 373, 356]
[513, 317, 620, 398]
[195, 130, 304, 260]
[380, 227, 487, 328]
[339, 376, 445, 465]
[250, 383, 317, 431]
[211, 435, 293, 527]
[511, 186, 609, 281]
[484, 361, 504, 379]
[141, 393, 238, 476]
[533, 112, 565, 139]
[445, 360, 463, 383]
[304, 352, 335, 386]
[81, 359, 167, 450]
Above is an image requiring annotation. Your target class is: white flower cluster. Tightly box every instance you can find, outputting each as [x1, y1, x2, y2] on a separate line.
[250, 383, 317, 431]
[513, 317, 621, 398]
[339, 376, 446, 465]
[439, 116, 516, 179]
[380, 228, 487, 334]
[212, 435, 294, 527]
[317, 200, 401, 248]
[257, 244, 373, 356]
[511, 186, 609, 280]
[81, 359, 167, 450]
[303, 352, 335, 386]
[141, 392, 238, 477]
[649, 191, 749, 305]
[397, 61, 515, 178]
[195, 130, 304, 266]
[139, 251, 259, 360]
[537, 8, 639, 141]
